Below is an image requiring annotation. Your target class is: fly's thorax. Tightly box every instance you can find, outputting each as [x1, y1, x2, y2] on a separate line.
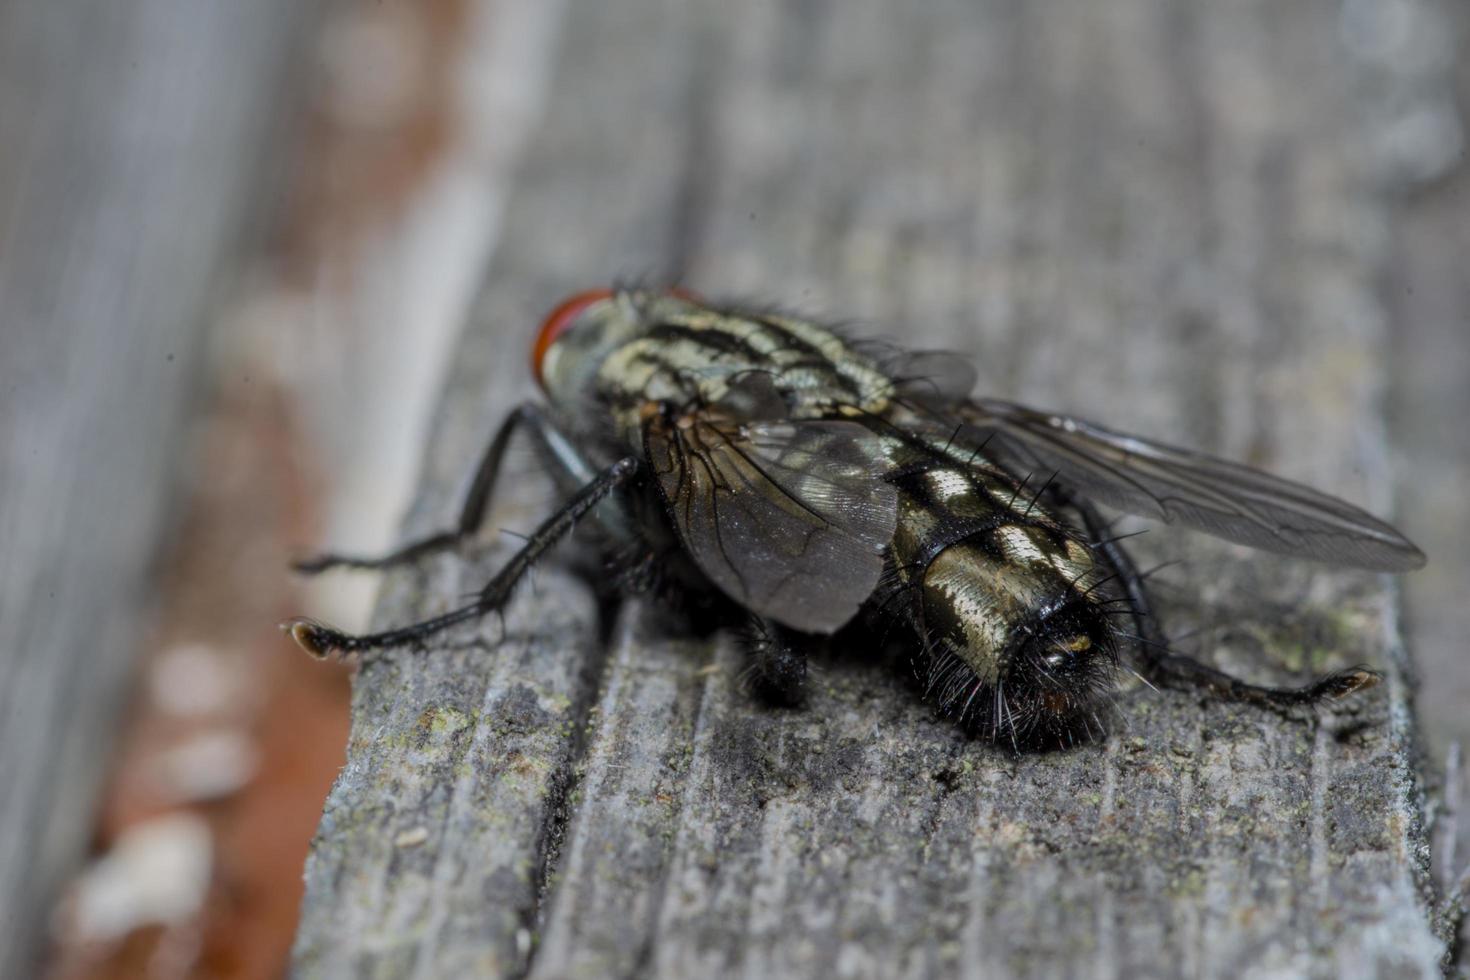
[599, 313, 895, 443]
[538, 288, 896, 450]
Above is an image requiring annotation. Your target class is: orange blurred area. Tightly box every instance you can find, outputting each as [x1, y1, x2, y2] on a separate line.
[45, 0, 476, 975]
[48, 379, 352, 980]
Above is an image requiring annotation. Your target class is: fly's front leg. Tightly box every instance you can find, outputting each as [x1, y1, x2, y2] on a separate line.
[1060, 492, 1379, 710]
[740, 615, 812, 707]
[294, 402, 580, 573]
[283, 457, 640, 658]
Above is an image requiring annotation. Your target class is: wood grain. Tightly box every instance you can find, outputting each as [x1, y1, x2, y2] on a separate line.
[293, 0, 1454, 975]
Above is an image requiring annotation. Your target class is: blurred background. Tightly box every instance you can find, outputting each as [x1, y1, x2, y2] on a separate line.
[0, 0, 1465, 976]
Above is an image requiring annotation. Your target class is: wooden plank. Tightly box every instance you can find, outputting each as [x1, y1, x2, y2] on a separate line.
[0, 1, 320, 974]
[1384, 1, 1470, 962]
[1386, 0, 1470, 796]
[293, 0, 1449, 975]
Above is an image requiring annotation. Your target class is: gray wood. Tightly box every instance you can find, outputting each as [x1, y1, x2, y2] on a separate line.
[1347, 0, 1470, 961]
[294, 0, 1455, 975]
[1386, 0, 1470, 854]
[0, 1, 321, 975]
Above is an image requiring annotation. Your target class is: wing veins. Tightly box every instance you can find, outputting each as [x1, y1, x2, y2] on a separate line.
[958, 400, 1423, 569]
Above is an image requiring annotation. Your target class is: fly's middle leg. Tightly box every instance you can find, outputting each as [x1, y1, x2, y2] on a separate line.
[294, 402, 587, 573]
[1063, 493, 1380, 710]
[740, 615, 811, 707]
[283, 456, 640, 658]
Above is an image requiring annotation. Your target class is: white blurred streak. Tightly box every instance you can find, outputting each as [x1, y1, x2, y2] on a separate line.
[149, 643, 258, 719]
[319, 6, 430, 131]
[62, 814, 213, 943]
[149, 730, 260, 804]
[269, 0, 569, 628]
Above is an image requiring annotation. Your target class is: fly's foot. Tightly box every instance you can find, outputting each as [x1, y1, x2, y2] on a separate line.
[281, 617, 350, 659]
[1307, 666, 1381, 702]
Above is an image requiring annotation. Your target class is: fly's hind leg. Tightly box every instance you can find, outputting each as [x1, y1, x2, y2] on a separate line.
[295, 402, 587, 573]
[1062, 493, 1379, 710]
[283, 457, 640, 658]
[740, 615, 812, 707]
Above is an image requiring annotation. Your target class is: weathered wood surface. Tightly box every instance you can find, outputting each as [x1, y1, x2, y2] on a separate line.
[0, 1, 321, 975]
[294, 0, 1457, 975]
[1388, 0, 1470, 797]
[1386, 5, 1470, 966]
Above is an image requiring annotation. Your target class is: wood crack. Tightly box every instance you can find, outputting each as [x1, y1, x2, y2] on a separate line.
[513, 610, 618, 980]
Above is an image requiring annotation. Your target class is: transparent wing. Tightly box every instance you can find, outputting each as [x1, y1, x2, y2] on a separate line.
[958, 398, 1425, 571]
[713, 370, 788, 420]
[883, 349, 979, 408]
[646, 416, 899, 633]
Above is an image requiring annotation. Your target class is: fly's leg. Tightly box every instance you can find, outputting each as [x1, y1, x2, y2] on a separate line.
[740, 615, 810, 707]
[295, 403, 587, 573]
[283, 457, 640, 658]
[1065, 495, 1379, 709]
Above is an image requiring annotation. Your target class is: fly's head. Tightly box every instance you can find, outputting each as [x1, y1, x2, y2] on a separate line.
[533, 287, 701, 418]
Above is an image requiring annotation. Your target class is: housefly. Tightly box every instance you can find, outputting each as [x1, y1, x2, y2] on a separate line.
[283, 288, 1425, 748]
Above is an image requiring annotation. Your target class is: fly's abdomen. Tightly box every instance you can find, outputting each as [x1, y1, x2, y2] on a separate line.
[884, 462, 1119, 745]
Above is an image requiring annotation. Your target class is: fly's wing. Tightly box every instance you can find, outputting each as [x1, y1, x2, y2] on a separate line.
[646, 416, 898, 633]
[880, 349, 980, 409]
[958, 398, 1426, 571]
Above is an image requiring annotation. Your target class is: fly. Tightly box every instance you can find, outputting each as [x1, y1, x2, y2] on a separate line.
[283, 288, 1426, 748]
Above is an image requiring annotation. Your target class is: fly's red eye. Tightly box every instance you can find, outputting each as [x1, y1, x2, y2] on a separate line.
[532, 288, 615, 388]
